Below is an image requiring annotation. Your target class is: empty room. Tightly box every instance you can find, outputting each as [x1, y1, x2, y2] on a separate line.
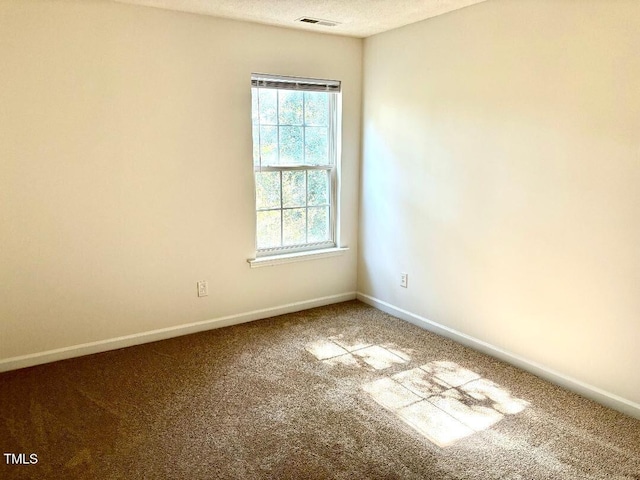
[1, 0, 639, 478]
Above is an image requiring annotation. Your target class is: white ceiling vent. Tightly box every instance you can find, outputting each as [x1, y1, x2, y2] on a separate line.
[296, 17, 340, 27]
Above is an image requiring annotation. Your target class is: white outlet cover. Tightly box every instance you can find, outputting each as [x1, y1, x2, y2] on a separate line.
[197, 281, 208, 297]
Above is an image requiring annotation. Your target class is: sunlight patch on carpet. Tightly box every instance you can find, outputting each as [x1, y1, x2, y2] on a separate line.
[305, 339, 409, 370]
[329, 335, 372, 352]
[352, 345, 408, 370]
[361, 377, 421, 410]
[396, 400, 475, 447]
[305, 338, 529, 448]
[362, 360, 529, 447]
[323, 353, 361, 367]
[420, 361, 481, 387]
[305, 340, 349, 360]
[392, 367, 449, 398]
[461, 378, 528, 415]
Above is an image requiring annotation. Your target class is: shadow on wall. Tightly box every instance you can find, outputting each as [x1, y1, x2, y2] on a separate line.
[306, 338, 528, 447]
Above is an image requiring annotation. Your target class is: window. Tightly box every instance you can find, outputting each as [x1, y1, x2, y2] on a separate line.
[251, 73, 341, 257]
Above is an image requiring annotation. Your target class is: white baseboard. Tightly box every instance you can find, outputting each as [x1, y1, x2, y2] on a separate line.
[357, 292, 640, 420]
[0, 292, 357, 373]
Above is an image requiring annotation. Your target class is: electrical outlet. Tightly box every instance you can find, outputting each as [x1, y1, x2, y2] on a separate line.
[197, 281, 208, 297]
[400, 272, 408, 288]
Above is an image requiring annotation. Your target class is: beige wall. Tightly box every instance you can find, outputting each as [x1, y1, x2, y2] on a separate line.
[0, 0, 361, 360]
[359, 0, 640, 404]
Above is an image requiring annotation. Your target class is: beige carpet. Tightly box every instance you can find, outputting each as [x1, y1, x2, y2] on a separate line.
[1, 300, 639, 479]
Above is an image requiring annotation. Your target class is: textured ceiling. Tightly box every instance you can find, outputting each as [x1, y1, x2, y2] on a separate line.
[112, 0, 488, 37]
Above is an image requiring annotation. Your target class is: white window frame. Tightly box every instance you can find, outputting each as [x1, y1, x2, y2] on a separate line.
[251, 73, 341, 258]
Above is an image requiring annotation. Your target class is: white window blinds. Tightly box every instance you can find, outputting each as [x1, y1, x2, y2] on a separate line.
[251, 73, 341, 93]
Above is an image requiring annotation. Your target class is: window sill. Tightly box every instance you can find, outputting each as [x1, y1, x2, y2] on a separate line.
[248, 247, 349, 268]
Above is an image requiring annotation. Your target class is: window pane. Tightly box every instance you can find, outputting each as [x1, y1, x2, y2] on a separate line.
[308, 206, 329, 243]
[258, 88, 277, 125]
[251, 88, 259, 125]
[307, 170, 329, 206]
[279, 90, 303, 125]
[283, 208, 306, 246]
[259, 126, 278, 166]
[257, 210, 281, 249]
[252, 126, 259, 166]
[282, 170, 306, 208]
[305, 127, 329, 165]
[304, 92, 328, 126]
[279, 126, 303, 165]
[255, 171, 281, 210]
